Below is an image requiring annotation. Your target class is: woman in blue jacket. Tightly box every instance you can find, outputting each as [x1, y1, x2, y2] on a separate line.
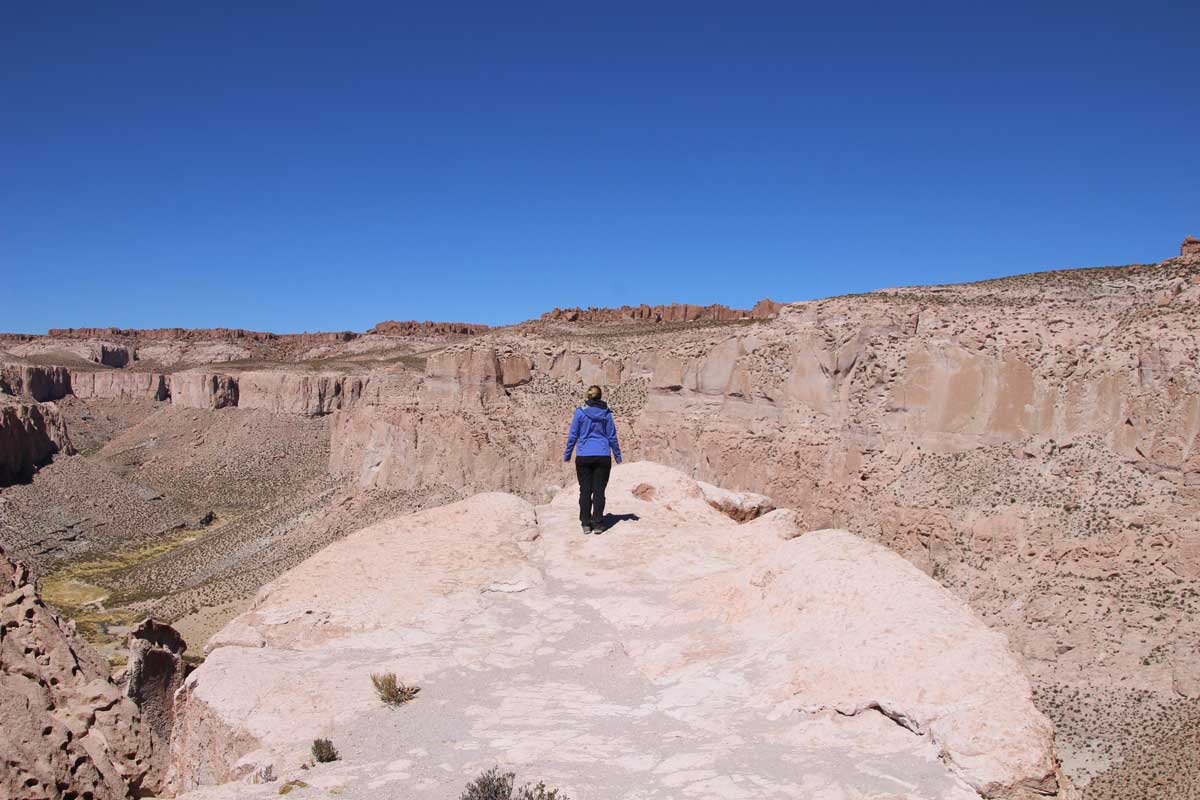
[563, 384, 623, 534]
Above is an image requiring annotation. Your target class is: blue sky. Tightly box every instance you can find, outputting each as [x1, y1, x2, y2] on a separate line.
[3, 2, 1198, 332]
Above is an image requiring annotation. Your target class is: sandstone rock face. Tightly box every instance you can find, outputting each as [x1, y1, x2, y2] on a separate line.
[70, 369, 169, 401]
[236, 370, 365, 415]
[0, 546, 162, 799]
[98, 342, 134, 367]
[125, 618, 190, 747]
[170, 371, 240, 409]
[0, 363, 71, 401]
[419, 347, 504, 406]
[171, 463, 1064, 799]
[0, 399, 74, 485]
[1182, 236, 1200, 258]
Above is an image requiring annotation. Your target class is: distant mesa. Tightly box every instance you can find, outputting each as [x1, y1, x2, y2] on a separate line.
[44, 327, 359, 343]
[541, 298, 783, 324]
[1183, 236, 1200, 258]
[368, 320, 489, 336]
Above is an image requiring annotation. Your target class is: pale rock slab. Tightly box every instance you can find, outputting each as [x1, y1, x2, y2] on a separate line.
[172, 463, 1065, 800]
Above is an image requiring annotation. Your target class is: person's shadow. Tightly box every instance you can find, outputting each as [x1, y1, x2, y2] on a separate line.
[594, 513, 639, 533]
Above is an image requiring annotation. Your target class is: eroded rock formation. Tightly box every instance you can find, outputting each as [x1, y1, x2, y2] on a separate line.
[0, 546, 162, 799]
[369, 319, 489, 336]
[0, 399, 73, 485]
[125, 618, 190, 747]
[539, 298, 781, 324]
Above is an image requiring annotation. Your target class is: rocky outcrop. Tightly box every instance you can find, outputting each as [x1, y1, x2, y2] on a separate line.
[419, 347, 505, 406]
[1, 546, 162, 799]
[125, 618, 189, 747]
[368, 319, 489, 336]
[0, 363, 71, 401]
[169, 371, 239, 409]
[170, 464, 1066, 799]
[98, 342, 134, 367]
[1183, 236, 1200, 258]
[70, 369, 169, 401]
[539, 298, 781, 324]
[0, 400, 74, 485]
[236, 370, 366, 415]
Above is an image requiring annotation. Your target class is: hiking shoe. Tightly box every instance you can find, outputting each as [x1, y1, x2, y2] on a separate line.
[581, 524, 592, 535]
[591, 521, 608, 534]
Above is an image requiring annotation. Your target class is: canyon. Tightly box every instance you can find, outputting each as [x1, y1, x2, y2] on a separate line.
[2, 243, 1199, 798]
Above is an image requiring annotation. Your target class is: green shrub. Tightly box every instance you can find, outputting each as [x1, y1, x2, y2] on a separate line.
[371, 671, 420, 706]
[311, 738, 339, 763]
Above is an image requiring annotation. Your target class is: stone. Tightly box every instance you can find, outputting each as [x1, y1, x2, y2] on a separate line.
[126, 618, 191, 746]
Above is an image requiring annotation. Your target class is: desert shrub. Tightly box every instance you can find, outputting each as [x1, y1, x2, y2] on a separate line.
[462, 768, 514, 800]
[515, 781, 565, 800]
[278, 780, 309, 795]
[311, 738, 339, 763]
[371, 671, 420, 706]
[461, 767, 568, 800]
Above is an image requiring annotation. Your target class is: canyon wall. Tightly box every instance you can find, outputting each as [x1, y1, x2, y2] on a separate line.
[327, 258, 1200, 761]
[0, 401, 74, 485]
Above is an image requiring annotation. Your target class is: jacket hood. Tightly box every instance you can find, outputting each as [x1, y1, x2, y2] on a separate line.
[585, 399, 609, 410]
[580, 402, 611, 419]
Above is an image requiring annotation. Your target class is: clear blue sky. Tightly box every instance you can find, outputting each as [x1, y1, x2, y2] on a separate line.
[3, 2, 1198, 333]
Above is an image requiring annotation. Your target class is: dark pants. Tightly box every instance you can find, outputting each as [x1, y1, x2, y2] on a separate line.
[575, 456, 612, 526]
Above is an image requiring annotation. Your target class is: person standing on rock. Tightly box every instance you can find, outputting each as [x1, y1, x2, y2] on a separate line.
[563, 385, 623, 535]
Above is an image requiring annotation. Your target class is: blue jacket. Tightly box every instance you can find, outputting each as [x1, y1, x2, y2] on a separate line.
[563, 400, 622, 462]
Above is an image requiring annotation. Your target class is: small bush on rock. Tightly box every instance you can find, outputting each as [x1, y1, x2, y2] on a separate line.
[515, 781, 565, 800]
[371, 671, 420, 706]
[311, 738, 339, 763]
[461, 767, 568, 800]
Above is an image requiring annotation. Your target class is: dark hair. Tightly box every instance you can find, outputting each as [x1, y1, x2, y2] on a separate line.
[586, 385, 602, 400]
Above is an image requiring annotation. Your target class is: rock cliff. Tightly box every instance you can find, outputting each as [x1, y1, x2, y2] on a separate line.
[0, 399, 74, 485]
[325, 255, 1200, 794]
